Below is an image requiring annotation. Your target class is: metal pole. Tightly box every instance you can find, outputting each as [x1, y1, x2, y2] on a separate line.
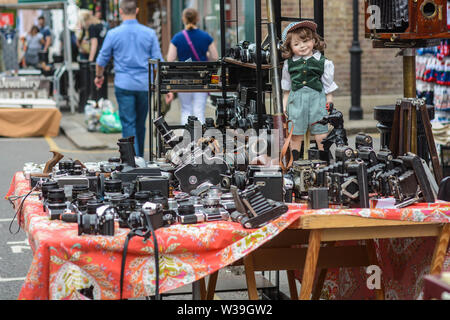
[314, 0, 324, 38]
[220, 0, 227, 99]
[63, 1, 76, 113]
[349, 0, 363, 120]
[255, 0, 263, 129]
[149, 59, 153, 162]
[267, 0, 283, 117]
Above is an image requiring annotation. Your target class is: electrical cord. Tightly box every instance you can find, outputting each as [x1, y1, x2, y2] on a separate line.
[7, 186, 39, 234]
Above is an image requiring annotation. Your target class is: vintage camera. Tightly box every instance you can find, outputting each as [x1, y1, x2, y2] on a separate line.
[227, 41, 271, 64]
[366, 148, 395, 193]
[103, 179, 123, 202]
[291, 159, 327, 199]
[365, 0, 449, 44]
[173, 187, 232, 224]
[153, 116, 229, 193]
[40, 180, 59, 202]
[126, 202, 174, 231]
[153, 116, 181, 149]
[76, 192, 97, 212]
[99, 157, 123, 173]
[50, 159, 101, 199]
[136, 175, 170, 199]
[247, 165, 284, 202]
[77, 201, 115, 236]
[248, 43, 271, 65]
[215, 97, 236, 128]
[112, 136, 164, 183]
[227, 40, 251, 62]
[44, 188, 69, 220]
[313, 147, 370, 208]
[230, 185, 288, 229]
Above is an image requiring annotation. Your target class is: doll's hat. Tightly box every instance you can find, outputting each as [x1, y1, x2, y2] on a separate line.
[281, 20, 318, 43]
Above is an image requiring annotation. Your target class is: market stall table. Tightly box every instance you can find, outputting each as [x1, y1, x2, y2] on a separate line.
[228, 208, 450, 300]
[0, 107, 61, 137]
[6, 172, 450, 300]
[6, 172, 303, 300]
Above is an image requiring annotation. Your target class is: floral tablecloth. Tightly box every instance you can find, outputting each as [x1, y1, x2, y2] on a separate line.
[6, 172, 450, 300]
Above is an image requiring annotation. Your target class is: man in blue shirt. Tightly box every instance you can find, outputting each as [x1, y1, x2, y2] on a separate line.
[37, 16, 52, 53]
[94, 0, 163, 157]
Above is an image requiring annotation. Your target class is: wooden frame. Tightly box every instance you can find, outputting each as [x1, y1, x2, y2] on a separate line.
[204, 215, 450, 300]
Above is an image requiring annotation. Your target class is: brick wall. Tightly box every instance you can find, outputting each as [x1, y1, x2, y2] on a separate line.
[278, 0, 404, 97]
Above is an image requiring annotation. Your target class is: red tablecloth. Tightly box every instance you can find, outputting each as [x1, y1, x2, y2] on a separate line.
[6, 172, 450, 300]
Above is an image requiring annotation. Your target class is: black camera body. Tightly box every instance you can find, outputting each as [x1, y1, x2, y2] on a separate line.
[127, 202, 174, 231]
[227, 41, 271, 65]
[43, 187, 69, 220]
[77, 202, 115, 236]
[230, 184, 288, 229]
[51, 159, 101, 199]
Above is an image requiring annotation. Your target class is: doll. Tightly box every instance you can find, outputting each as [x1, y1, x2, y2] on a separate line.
[281, 21, 338, 161]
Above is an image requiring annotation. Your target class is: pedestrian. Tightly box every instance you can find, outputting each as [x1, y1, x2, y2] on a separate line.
[280, 21, 338, 161]
[78, 10, 106, 62]
[22, 26, 43, 68]
[165, 7, 219, 124]
[94, 0, 163, 158]
[37, 15, 52, 53]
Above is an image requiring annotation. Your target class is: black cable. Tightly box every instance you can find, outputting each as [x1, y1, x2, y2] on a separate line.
[8, 186, 37, 234]
[120, 229, 135, 300]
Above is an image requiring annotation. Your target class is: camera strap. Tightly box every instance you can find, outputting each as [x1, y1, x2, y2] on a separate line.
[279, 119, 294, 173]
[182, 30, 201, 61]
[119, 216, 160, 300]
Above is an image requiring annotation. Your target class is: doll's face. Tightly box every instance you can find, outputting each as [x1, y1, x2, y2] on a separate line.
[290, 33, 315, 57]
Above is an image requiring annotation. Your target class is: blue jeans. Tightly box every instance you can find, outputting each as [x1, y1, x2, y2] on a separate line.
[114, 86, 149, 157]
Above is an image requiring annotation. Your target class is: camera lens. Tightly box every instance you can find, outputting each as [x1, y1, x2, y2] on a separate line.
[104, 179, 122, 193]
[108, 157, 121, 163]
[110, 194, 127, 205]
[177, 204, 195, 216]
[41, 180, 59, 199]
[72, 185, 89, 202]
[135, 191, 151, 203]
[87, 201, 103, 215]
[77, 192, 95, 211]
[60, 159, 75, 171]
[47, 188, 66, 203]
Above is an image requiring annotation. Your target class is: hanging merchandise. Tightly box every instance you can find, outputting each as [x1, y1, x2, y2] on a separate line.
[0, 26, 19, 71]
[416, 39, 450, 123]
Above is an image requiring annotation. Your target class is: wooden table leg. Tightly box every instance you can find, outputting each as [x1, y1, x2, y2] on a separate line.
[312, 241, 335, 300]
[299, 230, 321, 300]
[286, 270, 299, 300]
[244, 255, 259, 300]
[311, 268, 327, 300]
[430, 224, 450, 275]
[206, 270, 219, 300]
[192, 279, 205, 300]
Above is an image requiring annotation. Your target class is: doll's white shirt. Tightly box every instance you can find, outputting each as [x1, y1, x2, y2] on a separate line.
[281, 51, 338, 94]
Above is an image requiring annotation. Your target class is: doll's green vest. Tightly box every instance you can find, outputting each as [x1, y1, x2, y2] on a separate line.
[287, 54, 325, 92]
